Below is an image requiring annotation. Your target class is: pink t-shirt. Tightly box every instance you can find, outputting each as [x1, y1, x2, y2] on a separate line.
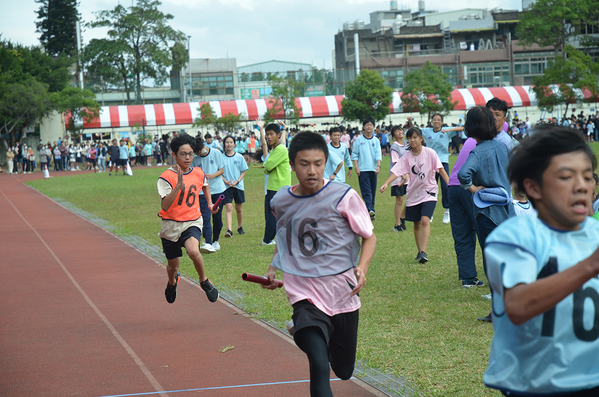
[282, 180, 373, 317]
[340, 134, 351, 148]
[391, 146, 442, 207]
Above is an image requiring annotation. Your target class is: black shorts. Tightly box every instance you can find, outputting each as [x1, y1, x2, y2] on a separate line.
[292, 299, 358, 362]
[223, 187, 245, 205]
[118, 159, 127, 167]
[161, 226, 202, 260]
[405, 201, 436, 222]
[391, 185, 407, 197]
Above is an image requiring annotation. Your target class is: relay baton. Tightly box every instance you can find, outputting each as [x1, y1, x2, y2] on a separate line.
[212, 194, 225, 211]
[242, 273, 283, 288]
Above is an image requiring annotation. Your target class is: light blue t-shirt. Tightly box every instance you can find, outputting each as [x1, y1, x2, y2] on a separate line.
[484, 216, 599, 395]
[235, 139, 247, 154]
[327, 142, 352, 183]
[421, 127, 457, 164]
[191, 148, 226, 195]
[119, 145, 129, 160]
[205, 140, 222, 152]
[223, 152, 248, 191]
[323, 151, 342, 182]
[351, 134, 382, 172]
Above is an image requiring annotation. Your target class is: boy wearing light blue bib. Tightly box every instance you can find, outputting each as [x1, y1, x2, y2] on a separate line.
[484, 125, 599, 396]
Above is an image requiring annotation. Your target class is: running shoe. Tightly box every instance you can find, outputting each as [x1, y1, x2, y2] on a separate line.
[393, 225, 404, 232]
[369, 210, 376, 220]
[200, 243, 216, 254]
[165, 272, 180, 304]
[481, 293, 492, 301]
[442, 209, 450, 224]
[419, 252, 428, 264]
[200, 278, 219, 302]
[237, 227, 246, 235]
[478, 312, 492, 323]
[262, 240, 276, 246]
[462, 278, 485, 288]
[213, 241, 221, 251]
[225, 230, 233, 238]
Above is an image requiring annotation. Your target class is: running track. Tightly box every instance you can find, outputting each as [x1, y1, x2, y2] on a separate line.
[0, 172, 385, 397]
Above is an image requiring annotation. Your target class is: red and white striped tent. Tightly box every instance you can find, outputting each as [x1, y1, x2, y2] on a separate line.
[71, 85, 597, 129]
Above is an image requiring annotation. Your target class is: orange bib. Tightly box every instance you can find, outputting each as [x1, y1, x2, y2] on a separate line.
[158, 167, 205, 222]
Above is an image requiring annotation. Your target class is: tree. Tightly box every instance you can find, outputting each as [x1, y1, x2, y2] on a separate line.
[35, 0, 80, 57]
[264, 74, 303, 126]
[531, 45, 599, 119]
[517, 0, 599, 56]
[86, 0, 187, 104]
[341, 69, 393, 123]
[193, 103, 245, 134]
[401, 62, 456, 123]
[51, 87, 101, 141]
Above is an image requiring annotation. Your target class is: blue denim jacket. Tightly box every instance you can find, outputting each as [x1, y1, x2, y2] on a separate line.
[457, 139, 515, 225]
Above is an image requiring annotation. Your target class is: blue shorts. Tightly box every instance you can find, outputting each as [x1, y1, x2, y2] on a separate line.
[223, 187, 245, 205]
[391, 185, 407, 197]
[161, 226, 202, 260]
[405, 201, 436, 222]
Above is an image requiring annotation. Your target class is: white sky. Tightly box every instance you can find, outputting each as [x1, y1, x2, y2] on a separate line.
[0, 0, 521, 69]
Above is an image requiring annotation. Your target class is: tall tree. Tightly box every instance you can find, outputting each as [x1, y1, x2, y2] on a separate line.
[193, 103, 245, 134]
[341, 69, 393, 123]
[516, 0, 599, 56]
[531, 45, 599, 119]
[264, 74, 303, 126]
[35, 0, 80, 57]
[86, 0, 187, 104]
[401, 62, 456, 123]
[51, 87, 100, 141]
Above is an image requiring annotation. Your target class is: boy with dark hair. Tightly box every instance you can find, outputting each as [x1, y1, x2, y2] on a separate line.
[264, 131, 376, 397]
[483, 125, 599, 396]
[327, 127, 352, 183]
[108, 139, 120, 176]
[486, 97, 514, 151]
[157, 133, 219, 304]
[351, 117, 382, 220]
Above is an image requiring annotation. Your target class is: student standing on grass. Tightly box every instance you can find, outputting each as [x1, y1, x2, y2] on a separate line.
[379, 127, 448, 264]
[118, 139, 129, 176]
[108, 139, 119, 176]
[388, 125, 409, 232]
[221, 135, 248, 238]
[483, 126, 599, 396]
[419, 114, 464, 224]
[256, 119, 291, 246]
[157, 133, 219, 304]
[458, 106, 515, 323]
[327, 127, 352, 183]
[352, 117, 382, 220]
[192, 138, 226, 251]
[263, 132, 376, 397]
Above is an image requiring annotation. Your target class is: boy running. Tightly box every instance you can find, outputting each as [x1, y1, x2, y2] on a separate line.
[264, 132, 376, 397]
[484, 126, 599, 396]
[157, 133, 219, 304]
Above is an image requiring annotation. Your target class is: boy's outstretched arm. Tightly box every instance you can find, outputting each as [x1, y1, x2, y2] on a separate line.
[504, 248, 599, 325]
[351, 233, 376, 296]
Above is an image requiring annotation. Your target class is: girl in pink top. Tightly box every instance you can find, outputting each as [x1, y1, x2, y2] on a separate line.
[380, 127, 449, 263]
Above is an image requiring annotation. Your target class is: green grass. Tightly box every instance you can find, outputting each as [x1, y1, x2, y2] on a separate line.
[25, 142, 599, 397]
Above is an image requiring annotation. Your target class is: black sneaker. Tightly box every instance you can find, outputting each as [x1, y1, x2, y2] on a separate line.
[400, 219, 406, 231]
[462, 278, 485, 288]
[165, 272, 180, 304]
[478, 312, 492, 323]
[393, 225, 404, 232]
[415, 252, 422, 261]
[225, 230, 233, 238]
[419, 252, 428, 264]
[237, 227, 246, 235]
[200, 278, 219, 302]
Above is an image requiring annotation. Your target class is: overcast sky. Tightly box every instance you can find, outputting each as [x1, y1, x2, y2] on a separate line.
[1, 0, 522, 69]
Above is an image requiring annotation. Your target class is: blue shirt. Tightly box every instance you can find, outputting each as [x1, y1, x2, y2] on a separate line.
[191, 148, 226, 195]
[235, 139, 247, 154]
[119, 145, 129, 160]
[421, 127, 457, 163]
[327, 142, 352, 183]
[484, 216, 599, 395]
[351, 135, 382, 172]
[205, 140, 222, 151]
[458, 139, 515, 225]
[324, 151, 342, 182]
[223, 152, 248, 191]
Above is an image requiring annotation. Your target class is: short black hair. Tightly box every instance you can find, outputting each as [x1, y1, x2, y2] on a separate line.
[486, 97, 508, 116]
[391, 125, 404, 140]
[330, 127, 341, 134]
[265, 123, 281, 135]
[288, 131, 328, 164]
[222, 135, 235, 147]
[508, 125, 596, 207]
[431, 113, 444, 122]
[405, 127, 426, 149]
[464, 106, 497, 141]
[171, 132, 198, 154]
[205, 133, 212, 139]
[362, 117, 375, 127]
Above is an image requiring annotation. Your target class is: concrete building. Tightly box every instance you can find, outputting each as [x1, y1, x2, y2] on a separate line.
[175, 58, 240, 102]
[237, 60, 314, 99]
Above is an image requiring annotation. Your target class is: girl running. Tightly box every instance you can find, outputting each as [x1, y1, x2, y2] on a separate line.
[380, 127, 448, 263]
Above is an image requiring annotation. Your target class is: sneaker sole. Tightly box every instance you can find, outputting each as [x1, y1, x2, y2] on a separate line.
[419, 257, 428, 264]
[200, 247, 216, 254]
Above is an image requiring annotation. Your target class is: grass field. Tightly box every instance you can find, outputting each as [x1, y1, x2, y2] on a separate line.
[25, 142, 599, 397]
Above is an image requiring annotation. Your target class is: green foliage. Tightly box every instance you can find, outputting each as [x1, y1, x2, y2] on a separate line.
[35, 0, 80, 57]
[264, 74, 303, 126]
[401, 62, 457, 123]
[531, 45, 599, 119]
[517, 0, 599, 55]
[193, 102, 245, 134]
[341, 69, 393, 123]
[51, 87, 101, 139]
[85, 0, 187, 104]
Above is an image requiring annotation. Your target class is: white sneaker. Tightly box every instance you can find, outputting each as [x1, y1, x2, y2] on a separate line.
[212, 241, 221, 251]
[262, 240, 276, 246]
[200, 243, 216, 254]
[442, 209, 450, 224]
[481, 293, 492, 301]
[430, 216, 434, 223]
